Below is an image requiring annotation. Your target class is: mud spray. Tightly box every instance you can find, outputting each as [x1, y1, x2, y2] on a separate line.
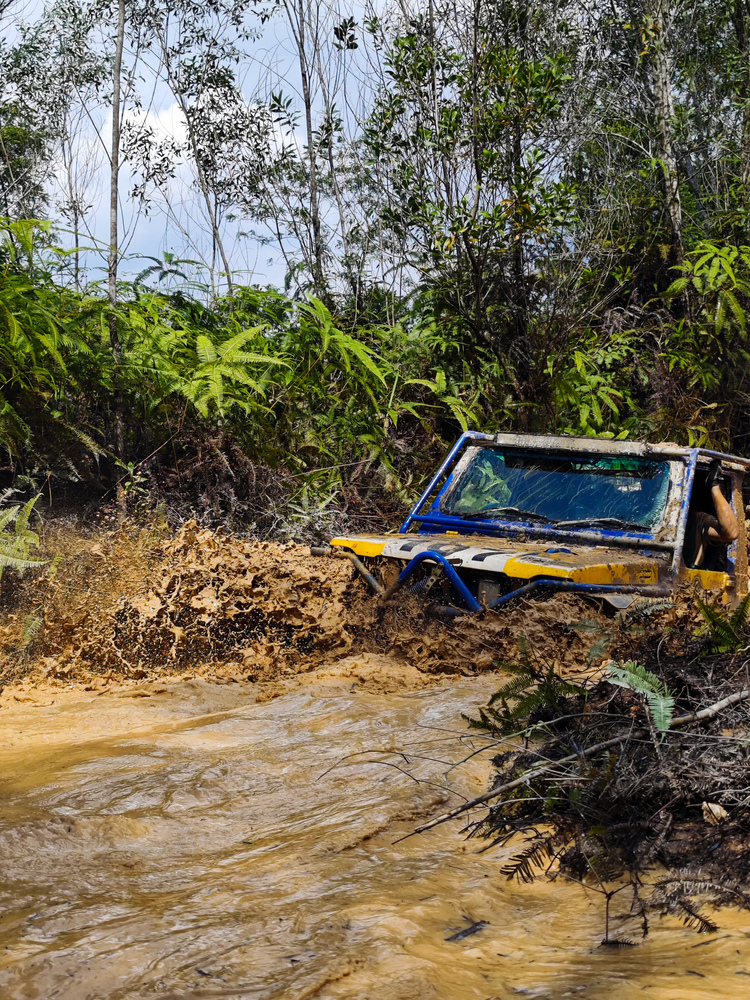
[1, 524, 749, 998]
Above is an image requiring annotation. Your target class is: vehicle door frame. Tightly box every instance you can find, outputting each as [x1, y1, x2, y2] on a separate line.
[681, 453, 749, 601]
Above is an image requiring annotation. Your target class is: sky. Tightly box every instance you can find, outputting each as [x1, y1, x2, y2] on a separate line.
[12, 0, 386, 296]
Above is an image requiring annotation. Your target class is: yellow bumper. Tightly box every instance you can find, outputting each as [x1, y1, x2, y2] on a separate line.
[329, 533, 664, 587]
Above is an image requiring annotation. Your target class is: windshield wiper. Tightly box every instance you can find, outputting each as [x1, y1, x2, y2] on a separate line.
[553, 517, 650, 532]
[454, 506, 553, 524]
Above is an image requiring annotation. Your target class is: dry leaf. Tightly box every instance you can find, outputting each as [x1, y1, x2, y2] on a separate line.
[701, 801, 728, 825]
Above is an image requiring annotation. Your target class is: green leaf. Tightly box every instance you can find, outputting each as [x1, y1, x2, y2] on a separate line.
[604, 660, 675, 733]
[663, 276, 690, 299]
[0, 494, 46, 580]
[646, 689, 676, 734]
[587, 634, 612, 665]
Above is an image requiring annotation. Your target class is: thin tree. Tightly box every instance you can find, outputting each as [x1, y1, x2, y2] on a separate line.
[157, 39, 236, 298]
[284, 0, 326, 296]
[650, 0, 683, 255]
[108, 0, 126, 476]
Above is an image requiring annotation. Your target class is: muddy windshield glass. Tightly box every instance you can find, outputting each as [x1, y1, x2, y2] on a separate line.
[440, 448, 671, 531]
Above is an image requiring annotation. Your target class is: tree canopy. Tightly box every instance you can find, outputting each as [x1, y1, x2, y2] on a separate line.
[2, 0, 750, 511]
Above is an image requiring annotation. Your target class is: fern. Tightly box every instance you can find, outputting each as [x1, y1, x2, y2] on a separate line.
[467, 639, 583, 735]
[568, 617, 615, 665]
[676, 901, 719, 934]
[618, 598, 675, 620]
[488, 668, 537, 707]
[569, 618, 604, 635]
[651, 869, 749, 933]
[180, 327, 288, 419]
[653, 870, 750, 906]
[18, 613, 43, 651]
[499, 834, 558, 883]
[0, 494, 46, 581]
[696, 593, 750, 653]
[604, 660, 675, 734]
[587, 634, 612, 665]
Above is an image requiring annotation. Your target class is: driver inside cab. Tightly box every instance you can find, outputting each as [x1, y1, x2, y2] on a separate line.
[685, 459, 740, 571]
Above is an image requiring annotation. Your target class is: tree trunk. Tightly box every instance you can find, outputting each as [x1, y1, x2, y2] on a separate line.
[313, 46, 355, 304]
[73, 203, 80, 291]
[511, 117, 530, 426]
[108, 0, 126, 482]
[732, 0, 750, 237]
[511, 4, 531, 424]
[157, 38, 235, 299]
[651, 0, 683, 254]
[286, 0, 325, 296]
[181, 102, 235, 299]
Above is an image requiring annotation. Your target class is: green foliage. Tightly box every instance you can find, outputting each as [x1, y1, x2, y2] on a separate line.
[365, 9, 576, 386]
[0, 106, 48, 219]
[0, 218, 483, 507]
[406, 368, 480, 433]
[604, 660, 675, 734]
[664, 243, 750, 340]
[695, 593, 750, 654]
[658, 242, 750, 447]
[9, 0, 750, 462]
[547, 330, 641, 439]
[0, 492, 46, 582]
[8, 201, 750, 519]
[568, 600, 677, 667]
[466, 636, 583, 735]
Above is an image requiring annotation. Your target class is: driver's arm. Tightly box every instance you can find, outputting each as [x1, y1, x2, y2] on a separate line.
[706, 483, 740, 544]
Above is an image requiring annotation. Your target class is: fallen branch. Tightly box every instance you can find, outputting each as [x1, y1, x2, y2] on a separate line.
[670, 688, 750, 727]
[398, 687, 750, 842]
[394, 730, 641, 842]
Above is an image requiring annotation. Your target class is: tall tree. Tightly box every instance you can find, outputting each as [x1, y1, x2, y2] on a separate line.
[284, 0, 325, 294]
[108, 0, 126, 470]
[649, 0, 683, 254]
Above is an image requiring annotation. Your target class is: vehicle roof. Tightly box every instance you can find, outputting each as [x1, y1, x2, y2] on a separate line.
[464, 431, 750, 471]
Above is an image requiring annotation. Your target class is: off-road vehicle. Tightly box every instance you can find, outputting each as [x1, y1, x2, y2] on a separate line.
[313, 432, 750, 613]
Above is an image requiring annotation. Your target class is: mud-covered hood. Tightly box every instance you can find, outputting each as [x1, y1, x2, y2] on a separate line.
[330, 532, 668, 586]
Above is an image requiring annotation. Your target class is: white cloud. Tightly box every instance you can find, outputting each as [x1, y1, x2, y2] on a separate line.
[140, 102, 189, 148]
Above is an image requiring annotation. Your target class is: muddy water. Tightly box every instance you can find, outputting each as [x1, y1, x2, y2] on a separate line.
[2, 667, 750, 999]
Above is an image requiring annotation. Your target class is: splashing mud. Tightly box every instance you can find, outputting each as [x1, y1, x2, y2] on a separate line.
[0, 521, 612, 685]
[2, 522, 747, 997]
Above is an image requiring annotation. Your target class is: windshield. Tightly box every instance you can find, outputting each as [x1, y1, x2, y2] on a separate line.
[439, 447, 671, 532]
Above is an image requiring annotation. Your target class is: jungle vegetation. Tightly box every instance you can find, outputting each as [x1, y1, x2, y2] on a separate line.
[3, 0, 750, 526]
[7, 0, 750, 938]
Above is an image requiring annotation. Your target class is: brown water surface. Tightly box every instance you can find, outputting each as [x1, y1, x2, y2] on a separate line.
[1, 663, 749, 999]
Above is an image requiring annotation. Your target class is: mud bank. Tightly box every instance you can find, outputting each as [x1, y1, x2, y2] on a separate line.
[0, 521, 609, 688]
[2, 671, 750, 1000]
